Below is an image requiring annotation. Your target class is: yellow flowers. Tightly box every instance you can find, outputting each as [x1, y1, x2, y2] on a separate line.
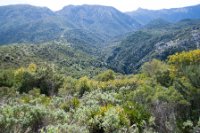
[98, 105, 124, 117]
[28, 63, 37, 73]
[15, 63, 37, 76]
[100, 105, 110, 114]
[168, 49, 200, 65]
[14, 63, 37, 83]
[116, 106, 124, 113]
[14, 67, 25, 77]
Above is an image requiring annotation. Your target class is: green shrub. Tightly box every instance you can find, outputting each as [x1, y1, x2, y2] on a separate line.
[60, 97, 80, 112]
[0, 69, 15, 87]
[76, 76, 92, 97]
[96, 70, 115, 82]
[14, 64, 64, 96]
[73, 103, 131, 133]
[58, 76, 77, 96]
[41, 124, 89, 133]
[123, 101, 151, 130]
[0, 104, 69, 133]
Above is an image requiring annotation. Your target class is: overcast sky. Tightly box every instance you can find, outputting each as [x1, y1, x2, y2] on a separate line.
[0, 0, 200, 12]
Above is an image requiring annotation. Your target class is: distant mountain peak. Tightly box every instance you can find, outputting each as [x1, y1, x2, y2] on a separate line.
[61, 4, 116, 9]
[57, 4, 140, 36]
[127, 4, 200, 25]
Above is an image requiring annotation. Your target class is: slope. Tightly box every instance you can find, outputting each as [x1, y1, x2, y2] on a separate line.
[105, 19, 200, 74]
[0, 42, 106, 78]
[57, 5, 140, 37]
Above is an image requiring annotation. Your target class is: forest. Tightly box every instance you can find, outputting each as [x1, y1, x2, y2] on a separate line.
[0, 49, 200, 133]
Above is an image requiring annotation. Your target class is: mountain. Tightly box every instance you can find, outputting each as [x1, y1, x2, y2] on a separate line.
[0, 5, 70, 44]
[57, 5, 140, 37]
[0, 4, 140, 46]
[127, 4, 200, 25]
[105, 19, 200, 74]
[0, 4, 55, 21]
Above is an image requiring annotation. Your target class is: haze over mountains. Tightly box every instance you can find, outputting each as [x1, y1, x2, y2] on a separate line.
[0, 4, 200, 74]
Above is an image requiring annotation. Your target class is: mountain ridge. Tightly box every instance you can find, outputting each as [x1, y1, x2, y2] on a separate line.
[0, 4, 140, 45]
[127, 4, 200, 25]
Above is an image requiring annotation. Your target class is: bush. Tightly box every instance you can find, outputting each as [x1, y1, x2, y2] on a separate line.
[14, 64, 64, 96]
[141, 59, 168, 77]
[35, 65, 64, 96]
[0, 69, 15, 87]
[96, 70, 115, 82]
[123, 101, 151, 130]
[41, 124, 89, 133]
[60, 97, 80, 112]
[0, 104, 69, 133]
[76, 76, 92, 97]
[74, 104, 131, 133]
[58, 76, 77, 96]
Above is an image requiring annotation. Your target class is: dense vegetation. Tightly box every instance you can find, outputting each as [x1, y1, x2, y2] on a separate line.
[0, 42, 106, 78]
[106, 19, 200, 74]
[0, 50, 200, 133]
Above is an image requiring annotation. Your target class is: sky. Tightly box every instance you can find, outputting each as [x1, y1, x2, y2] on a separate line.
[0, 0, 200, 12]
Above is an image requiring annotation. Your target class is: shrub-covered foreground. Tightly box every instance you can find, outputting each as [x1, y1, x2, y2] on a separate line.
[0, 50, 200, 133]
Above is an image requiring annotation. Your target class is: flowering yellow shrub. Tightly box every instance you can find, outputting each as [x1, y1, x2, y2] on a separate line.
[14, 67, 25, 76]
[28, 63, 37, 73]
[168, 49, 200, 65]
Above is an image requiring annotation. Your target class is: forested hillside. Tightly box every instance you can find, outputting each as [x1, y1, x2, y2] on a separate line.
[106, 19, 200, 73]
[0, 42, 106, 78]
